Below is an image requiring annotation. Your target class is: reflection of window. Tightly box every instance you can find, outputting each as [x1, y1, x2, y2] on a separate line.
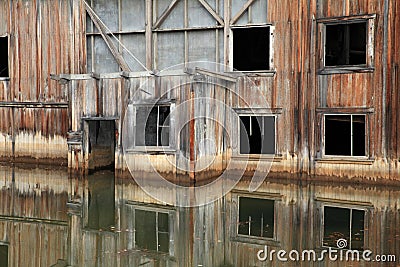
[325, 22, 366, 66]
[135, 105, 170, 147]
[0, 244, 8, 267]
[238, 197, 274, 238]
[134, 209, 169, 253]
[233, 26, 272, 71]
[239, 115, 275, 154]
[324, 114, 366, 157]
[0, 37, 8, 77]
[323, 206, 365, 250]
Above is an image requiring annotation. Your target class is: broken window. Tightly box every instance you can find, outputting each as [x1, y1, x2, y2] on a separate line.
[0, 37, 8, 77]
[238, 197, 274, 238]
[239, 115, 275, 154]
[233, 26, 271, 71]
[134, 209, 169, 253]
[323, 206, 365, 250]
[324, 114, 366, 156]
[325, 22, 367, 66]
[135, 105, 170, 147]
[0, 244, 8, 267]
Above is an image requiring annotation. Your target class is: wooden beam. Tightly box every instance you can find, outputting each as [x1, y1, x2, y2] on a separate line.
[198, 0, 224, 25]
[85, 2, 131, 72]
[145, 0, 153, 69]
[230, 0, 256, 25]
[0, 102, 69, 109]
[153, 0, 180, 29]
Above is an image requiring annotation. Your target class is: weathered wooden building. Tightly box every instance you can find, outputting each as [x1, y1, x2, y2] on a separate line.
[0, 0, 399, 266]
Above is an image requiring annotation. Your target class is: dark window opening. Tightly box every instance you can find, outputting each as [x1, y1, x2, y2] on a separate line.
[0, 245, 7, 267]
[87, 170, 115, 230]
[233, 27, 270, 71]
[240, 116, 275, 154]
[325, 22, 367, 66]
[136, 105, 170, 147]
[238, 197, 274, 238]
[135, 210, 169, 253]
[325, 115, 365, 156]
[323, 206, 365, 250]
[0, 37, 8, 77]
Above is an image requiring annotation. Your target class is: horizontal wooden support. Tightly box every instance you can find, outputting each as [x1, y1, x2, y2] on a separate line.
[81, 116, 119, 121]
[0, 215, 68, 226]
[315, 197, 374, 207]
[316, 107, 374, 113]
[194, 67, 238, 82]
[233, 107, 283, 114]
[315, 157, 375, 165]
[86, 30, 145, 35]
[152, 25, 224, 32]
[316, 13, 376, 23]
[0, 101, 68, 108]
[51, 73, 92, 81]
[318, 66, 375, 75]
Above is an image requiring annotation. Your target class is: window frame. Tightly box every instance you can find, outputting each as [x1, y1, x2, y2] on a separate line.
[321, 203, 369, 251]
[130, 101, 176, 152]
[0, 35, 9, 80]
[229, 24, 275, 73]
[127, 203, 175, 255]
[237, 113, 278, 156]
[318, 14, 376, 74]
[322, 113, 368, 159]
[231, 191, 282, 246]
[0, 242, 8, 267]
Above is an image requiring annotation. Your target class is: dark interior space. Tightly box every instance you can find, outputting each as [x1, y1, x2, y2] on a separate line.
[238, 197, 274, 238]
[0, 244, 8, 267]
[325, 22, 366, 66]
[323, 206, 365, 250]
[135, 210, 169, 253]
[87, 170, 115, 230]
[352, 115, 366, 156]
[88, 120, 115, 170]
[136, 105, 170, 146]
[0, 37, 8, 77]
[240, 116, 275, 154]
[325, 115, 365, 156]
[233, 27, 270, 71]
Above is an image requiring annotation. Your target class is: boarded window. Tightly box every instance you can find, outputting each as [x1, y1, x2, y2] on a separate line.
[325, 22, 366, 66]
[239, 116, 275, 154]
[324, 115, 365, 156]
[238, 197, 274, 238]
[0, 37, 8, 77]
[0, 244, 8, 267]
[135, 209, 169, 253]
[323, 206, 365, 250]
[233, 27, 270, 71]
[136, 105, 170, 147]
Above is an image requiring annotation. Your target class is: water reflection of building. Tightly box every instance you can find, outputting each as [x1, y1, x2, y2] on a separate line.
[2, 165, 397, 266]
[0, 165, 69, 267]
